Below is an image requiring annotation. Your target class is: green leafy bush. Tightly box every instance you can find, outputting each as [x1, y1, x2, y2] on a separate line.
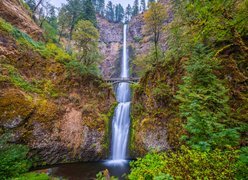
[42, 21, 58, 43]
[66, 59, 99, 76]
[45, 43, 71, 63]
[129, 146, 239, 180]
[129, 152, 167, 180]
[14, 172, 50, 180]
[0, 134, 31, 179]
[0, 18, 13, 33]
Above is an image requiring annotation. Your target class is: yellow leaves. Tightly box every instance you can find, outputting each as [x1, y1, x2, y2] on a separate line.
[144, 2, 168, 34]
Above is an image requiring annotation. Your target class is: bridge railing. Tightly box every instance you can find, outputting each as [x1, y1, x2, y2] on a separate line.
[104, 77, 140, 84]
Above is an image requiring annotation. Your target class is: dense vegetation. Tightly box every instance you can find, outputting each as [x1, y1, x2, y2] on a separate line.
[0, 0, 114, 178]
[0, 0, 247, 179]
[130, 0, 247, 179]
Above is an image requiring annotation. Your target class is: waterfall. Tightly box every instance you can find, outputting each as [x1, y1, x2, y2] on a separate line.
[110, 24, 131, 162]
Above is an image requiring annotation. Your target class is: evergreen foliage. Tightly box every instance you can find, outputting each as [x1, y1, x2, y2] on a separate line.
[176, 44, 240, 150]
[132, 0, 139, 17]
[83, 0, 97, 26]
[140, 0, 146, 12]
[105, 1, 114, 22]
[125, 4, 132, 22]
[72, 20, 101, 68]
[114, 4, 124, 22]
[93, 0, 105, 16]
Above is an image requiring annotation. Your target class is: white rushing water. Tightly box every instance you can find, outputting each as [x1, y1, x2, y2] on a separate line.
[110, 24, 131, 163]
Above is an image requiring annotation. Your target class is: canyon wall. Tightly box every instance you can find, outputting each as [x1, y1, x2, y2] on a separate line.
[0, 1, 115, 165]
[97, 15, 123, 78]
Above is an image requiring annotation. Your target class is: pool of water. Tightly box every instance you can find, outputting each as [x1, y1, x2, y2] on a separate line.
[35, 161, 130, 180]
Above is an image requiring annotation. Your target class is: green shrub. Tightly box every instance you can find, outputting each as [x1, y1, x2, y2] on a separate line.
[152, 82, 172, 102]
[2, 64, 41, 93]
[129, 152, 167, 180]
[0, 18, 13, 32]
[45, 43, 71, 63]
[235, 147, 248, 180]
[14, 172, 50, 180]
[42, 21, 58, 43]
[0, 134, 31, 179]
[66, 59, 99, 76]
[129, 146, 239, 180]
[12, 28, 50, 58]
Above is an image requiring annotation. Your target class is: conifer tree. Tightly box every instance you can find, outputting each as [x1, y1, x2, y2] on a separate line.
[176, 44, 240, 150]
[106, 1, 114, 22]
[115, 4, 124, 22]
[64, 0, 85, 39]
[140, 0, 146, 12]
[83, 0, 97, 26]
[132, 0, 139, 16]
[98, 0, 105, 16]
[125, 4, 132, 22]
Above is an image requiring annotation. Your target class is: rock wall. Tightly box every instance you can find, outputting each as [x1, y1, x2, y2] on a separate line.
[0, 6, 116, 164]
[0, 0, 42, 40]
[128, 0, 178, 157]
[97, 15, 123, 78]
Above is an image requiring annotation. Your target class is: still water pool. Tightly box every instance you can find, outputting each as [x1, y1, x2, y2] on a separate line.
[35, 161, 130, 180]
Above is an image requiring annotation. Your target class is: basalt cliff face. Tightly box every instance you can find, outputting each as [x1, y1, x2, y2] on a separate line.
[97, 15, 123, 78]
[128, 1, 175, 156]
[0, 1, 115, 165]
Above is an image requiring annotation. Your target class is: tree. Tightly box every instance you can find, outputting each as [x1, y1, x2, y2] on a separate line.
[58, 5, 70, 41]
[98, 0, 105, 16]
[24, 0, 45, 13]
[144, 2, 167, 62]
[148, 0, 155, 4]
[106, 1, 114, 22]
[125, 4, 132, 22]
[140, 0, 146, 12]
[72, 20, 101, 67]
[94, 0, 105, 16]
[64, 0, 85, 39]
[132, 0, 139, 16]
[83, 0, 97, 26]
[114, 4, 124, 22]
[176, 44, 239, 150]
[24, 0, 36, 11]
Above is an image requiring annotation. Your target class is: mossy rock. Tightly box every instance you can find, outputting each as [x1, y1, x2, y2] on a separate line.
[0, 89, 34, 129]
[29, 98, 60, 125]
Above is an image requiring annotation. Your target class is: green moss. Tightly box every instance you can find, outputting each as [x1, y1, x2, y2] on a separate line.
[0, 18, 13, 33]
[102, 102, 118, 154]
[0, 90, 35, 126]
